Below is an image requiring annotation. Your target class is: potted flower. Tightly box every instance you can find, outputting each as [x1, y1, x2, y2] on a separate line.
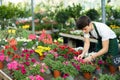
[80, 63, 96, 80]
[106, 55, 117, 74]
[4, 48, 47, 80]
[0, 52, 5, 69]
[51, 60, 64, 78]
[55, 45, 77, 60]
[93, 56, 105, 74]
[35, 45, 51, 60]
[61, 61, 79, 79]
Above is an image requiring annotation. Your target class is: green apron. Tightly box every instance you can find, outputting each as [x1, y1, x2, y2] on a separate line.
[93, 23, 119, 58]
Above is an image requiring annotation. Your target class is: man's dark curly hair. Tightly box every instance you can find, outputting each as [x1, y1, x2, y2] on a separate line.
[76, 16, 91, 29]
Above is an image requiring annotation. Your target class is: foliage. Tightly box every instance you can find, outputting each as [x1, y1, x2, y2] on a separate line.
[45, 53, 55, 60]
[115, 73, 120, 80]
[0, 39, 8, 46]
[43, 56, 54, 68]
[5, 48, 47, 80]
[112, 8, 120, 19]
[66, 3, 82, 21]
[0, 2, 31, 19]
[80, 63, 96, 73]
[0, 28, 32, 39]
[105, 5, 114, 20]
[51, 60, 64, 71]
[93, 56, 105, 69]
[51, 77, 68, 80]
[44, 57, 64, 71]
[86, 9, 100, 21]
[55, 45, 79, 60]
[13, 70, 27, 79]
[105, 55, 113, 65]
[55, 9, 69, 24]
[56, 56, 66, 62]
[99, 74, 116, 80]
[61, 61, 79, 77]
[112, 28, 120, 38]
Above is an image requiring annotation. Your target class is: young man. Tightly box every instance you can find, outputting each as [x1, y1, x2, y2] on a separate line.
[76, 16, 119, 62]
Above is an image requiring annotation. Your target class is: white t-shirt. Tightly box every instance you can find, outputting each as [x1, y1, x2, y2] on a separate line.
[84, 22, 116, 41]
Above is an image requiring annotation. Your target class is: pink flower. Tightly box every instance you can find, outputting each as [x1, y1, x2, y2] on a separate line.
[40, 68, 45, 73]
[29, 75, 35, 80]
[7, 61, 19, 70]
[38, 30, 52, 44]
[0, 53, 5, 61]
[74, 56, 84, 63]
[36, 75, 44, 80]
[28, 34, 36, 40]
[5, 56, 10, 62]
[29, 75, 44, 80]
[63, 61, 69, 65]
[53, 53, 58, 58]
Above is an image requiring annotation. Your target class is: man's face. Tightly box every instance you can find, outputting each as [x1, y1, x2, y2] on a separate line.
[82, 25, 91, 33]
[82, 23, 93, 33]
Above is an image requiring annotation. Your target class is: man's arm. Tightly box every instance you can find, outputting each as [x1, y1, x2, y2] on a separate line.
[93, 40, 109, 58]
[82, 37, 90, 55]
[77, 37, 90, 59]
[84, 40, 109, 62]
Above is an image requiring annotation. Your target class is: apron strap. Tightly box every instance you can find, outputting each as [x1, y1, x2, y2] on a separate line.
[93, 23, 101, 40]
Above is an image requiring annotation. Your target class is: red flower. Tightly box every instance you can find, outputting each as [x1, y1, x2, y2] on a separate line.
[24, 61, 30, 66]
[11, 45, 17, 51]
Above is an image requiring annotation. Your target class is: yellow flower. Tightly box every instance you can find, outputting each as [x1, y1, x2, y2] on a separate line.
[8, 30, 12, 33]
[12, 30, 16, 34]
[22, 24, 30, 29]
[8, 29, 16, 34]
[35, 49, 43, 56]
[35, 46, 51, 56]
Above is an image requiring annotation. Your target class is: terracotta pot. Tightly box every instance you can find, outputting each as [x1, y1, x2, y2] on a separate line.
[108, 65, 116, 74]
[53, 70, 61, 78]
[39, 55, 45, 60]
[83, 72, 92, 80]
[95, 65, 102, 74]
[0, 61, 4, 69]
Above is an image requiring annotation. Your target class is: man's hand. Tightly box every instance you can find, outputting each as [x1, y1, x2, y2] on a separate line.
[77, 53, 84, 59]
[83, 56, 93, 62]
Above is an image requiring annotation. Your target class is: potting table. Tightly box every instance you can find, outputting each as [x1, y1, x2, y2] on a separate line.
[59, 33, 120, 52]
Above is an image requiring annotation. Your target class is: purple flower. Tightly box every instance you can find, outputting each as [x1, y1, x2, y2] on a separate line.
[63, 73, 69, 78]
[98, 60, 103, 65]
